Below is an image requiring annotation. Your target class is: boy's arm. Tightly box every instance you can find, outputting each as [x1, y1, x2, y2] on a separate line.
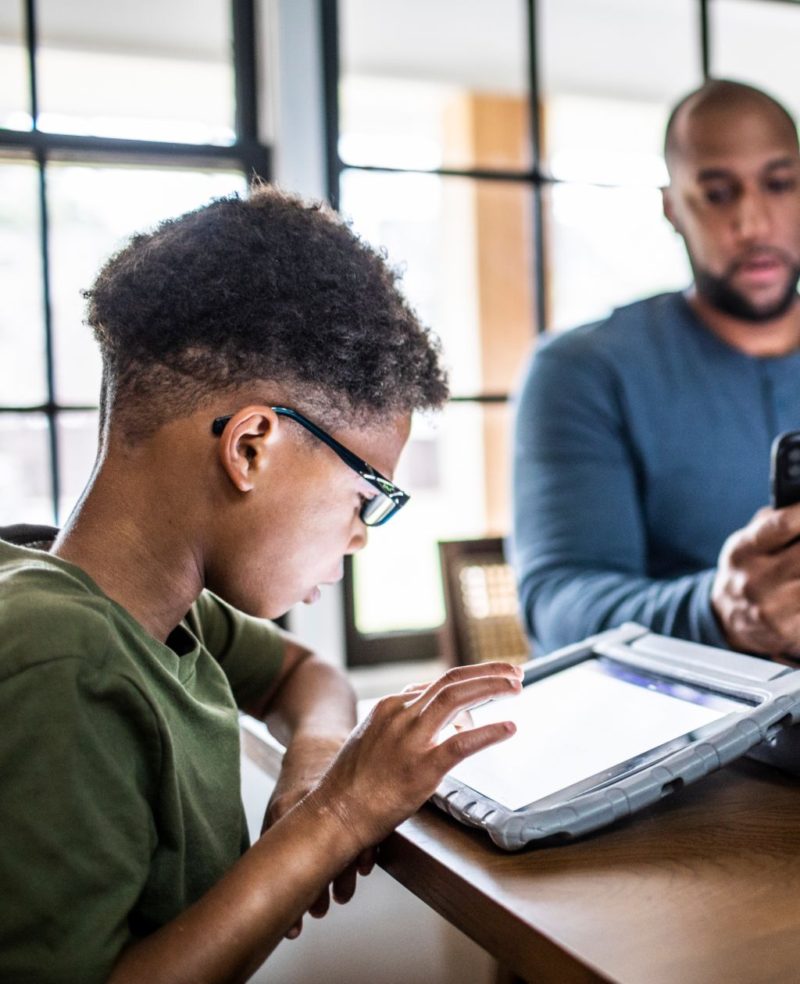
[108, 662, 523, 984]
[242, 634, 357, 790]
[244, 637, 366, 934]
[198, 595, 366, 929]
[240, 631, 358, 827]
[197, 594, 357, 825]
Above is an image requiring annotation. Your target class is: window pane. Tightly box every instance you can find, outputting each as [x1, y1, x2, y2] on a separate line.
[339, 0, 530, 171]
[0, 413, 52, 526]
[541, 0, 701, 184]
[47, 164, 248, 405]
[36, 0, 235, 144]
[58, 411, 100, 523]
[0, 3, 30, 130]
[341, 169, 535, 395]
[712, 0, 800, 122]
[0, 160, 47, 406]
[353, 400, 511, 634]
[547, 183, 691, 332]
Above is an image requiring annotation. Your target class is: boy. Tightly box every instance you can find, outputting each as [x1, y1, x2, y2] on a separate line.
[0, 187, 520, 982]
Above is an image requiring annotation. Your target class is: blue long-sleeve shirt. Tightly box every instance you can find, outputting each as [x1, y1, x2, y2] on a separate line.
[512, 291, 800, 654]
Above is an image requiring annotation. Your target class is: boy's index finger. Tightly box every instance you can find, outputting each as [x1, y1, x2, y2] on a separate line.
[420, 674, 523, 733]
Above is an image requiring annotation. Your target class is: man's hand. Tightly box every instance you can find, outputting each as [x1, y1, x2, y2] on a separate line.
[712, 504, 800, 657]
[262, 735, 374, 940]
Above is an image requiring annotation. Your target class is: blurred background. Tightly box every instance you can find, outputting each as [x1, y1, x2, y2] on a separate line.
[3, 0, 798, 675]
[3, 0, 799, 668]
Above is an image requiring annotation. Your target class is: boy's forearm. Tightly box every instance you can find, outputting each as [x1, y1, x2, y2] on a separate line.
[264, 652, 356, 746]
[107, 791, 361, 984]
[262, 654, 358, 830]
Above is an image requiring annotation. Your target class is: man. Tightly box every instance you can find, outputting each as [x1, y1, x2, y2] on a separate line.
[513, 79, 800, 658]
[0, 187, 522, 983]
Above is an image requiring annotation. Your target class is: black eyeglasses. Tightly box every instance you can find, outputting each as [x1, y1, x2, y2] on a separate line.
[212, 406, 410, 527]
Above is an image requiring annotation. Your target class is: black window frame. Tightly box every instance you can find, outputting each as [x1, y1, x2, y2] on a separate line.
[323, 0, 718, 667]
[0, 0, 272, 524]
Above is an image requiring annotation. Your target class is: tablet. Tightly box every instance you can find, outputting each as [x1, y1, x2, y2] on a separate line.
[433, 623, 800, 849]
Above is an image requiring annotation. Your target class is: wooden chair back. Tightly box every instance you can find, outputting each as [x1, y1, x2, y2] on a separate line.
[437, 537, 530, 666]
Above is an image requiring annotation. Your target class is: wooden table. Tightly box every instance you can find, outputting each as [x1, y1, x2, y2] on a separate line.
[242, 723, 800, 984]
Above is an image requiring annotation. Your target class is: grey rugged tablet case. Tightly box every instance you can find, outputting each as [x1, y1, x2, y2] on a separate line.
[433, 623, 800, 850]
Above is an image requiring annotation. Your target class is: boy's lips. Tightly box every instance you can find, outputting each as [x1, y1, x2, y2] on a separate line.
[303, 586, 321, 605]
[302, 568, 344, 605]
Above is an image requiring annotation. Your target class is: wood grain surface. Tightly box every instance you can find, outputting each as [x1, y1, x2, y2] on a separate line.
[379, 759, 800, 984]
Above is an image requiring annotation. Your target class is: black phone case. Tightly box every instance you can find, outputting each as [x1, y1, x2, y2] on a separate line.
[770, 430, 800, 508]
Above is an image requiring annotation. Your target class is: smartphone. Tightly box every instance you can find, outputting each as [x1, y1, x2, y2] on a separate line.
[770, 431, 800, 508]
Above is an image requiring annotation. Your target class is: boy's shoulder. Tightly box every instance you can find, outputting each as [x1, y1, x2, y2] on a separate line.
[0, 541, 113, 681]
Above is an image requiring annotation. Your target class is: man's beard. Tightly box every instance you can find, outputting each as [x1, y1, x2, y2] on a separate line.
[693, 253, 800, 324]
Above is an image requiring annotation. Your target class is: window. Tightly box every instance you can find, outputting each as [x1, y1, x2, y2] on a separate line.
[328, 0, 797, 666]
[0, 0, 268, 527]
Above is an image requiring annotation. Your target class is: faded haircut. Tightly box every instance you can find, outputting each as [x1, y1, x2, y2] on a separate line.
[84, 184, 449, 442]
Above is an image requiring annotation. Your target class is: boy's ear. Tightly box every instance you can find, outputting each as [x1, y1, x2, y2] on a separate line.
[216, 406, 281, 492]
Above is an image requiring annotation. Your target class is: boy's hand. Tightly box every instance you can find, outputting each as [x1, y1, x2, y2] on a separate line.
[316, 661, 523, 854]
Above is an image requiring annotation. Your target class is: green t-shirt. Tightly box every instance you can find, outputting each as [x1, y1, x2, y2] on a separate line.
[0, 540, 285, 983]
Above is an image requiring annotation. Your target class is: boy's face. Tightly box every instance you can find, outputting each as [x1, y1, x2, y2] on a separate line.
[209, 409, 412, 619]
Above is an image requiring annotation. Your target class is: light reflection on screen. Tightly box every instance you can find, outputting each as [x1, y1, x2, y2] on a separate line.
[446, 658, 749, 811]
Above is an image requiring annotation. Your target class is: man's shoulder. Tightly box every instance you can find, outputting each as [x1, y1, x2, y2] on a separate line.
[540, 292, 685, 362]
[0, 542, 113, 680]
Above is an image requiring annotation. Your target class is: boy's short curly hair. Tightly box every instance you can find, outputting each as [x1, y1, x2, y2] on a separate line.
[84, 184, 449, 441]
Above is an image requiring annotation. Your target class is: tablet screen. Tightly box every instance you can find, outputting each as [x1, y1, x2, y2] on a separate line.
[445, 657, 752, 811]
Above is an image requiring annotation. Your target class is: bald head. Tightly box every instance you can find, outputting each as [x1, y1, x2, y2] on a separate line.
[665, 79, 798, 177]
[660, 79, 800, 335]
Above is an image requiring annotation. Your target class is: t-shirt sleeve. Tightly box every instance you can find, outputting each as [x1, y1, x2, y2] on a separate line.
[186, 591, 286, 708]
[0, 657, 159, 984]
